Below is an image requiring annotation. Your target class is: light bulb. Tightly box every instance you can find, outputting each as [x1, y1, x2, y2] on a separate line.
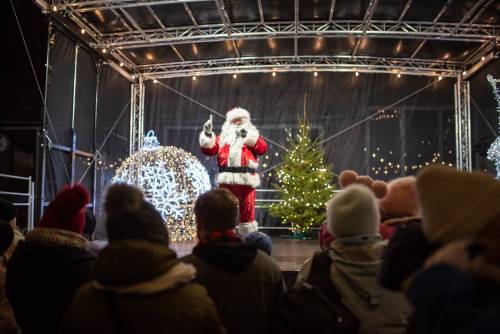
[192, 75, 197, 81]
[313, 71, 318, 77]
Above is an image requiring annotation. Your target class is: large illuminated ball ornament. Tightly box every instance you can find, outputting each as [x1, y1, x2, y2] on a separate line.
[112, 131, 211, 241]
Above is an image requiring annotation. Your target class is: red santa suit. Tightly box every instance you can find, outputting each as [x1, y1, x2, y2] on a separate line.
[199, 108, 267, 234]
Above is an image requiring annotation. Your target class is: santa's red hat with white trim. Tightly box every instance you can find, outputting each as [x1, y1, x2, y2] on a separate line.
[226, 107, 250, 122]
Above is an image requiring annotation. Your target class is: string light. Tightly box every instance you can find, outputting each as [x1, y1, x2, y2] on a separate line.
[313, 71, 318, 77]
[481, 56, 486, 61]
[397, 73, 401, 78]
[192, 75, 197, 81]
[119, 62, 124, 67]
[81, 29, 86, 34]
[463, 70, 467, 76]
[438, 75, 443, 81]
[233, 73, 237, 79]
[486, 74, 500, 178]
[153, 79, 158, 84]
[102, 48, 107, 54]
[272, 71, 276, 77]
[355, 71, 359, 77]
[112, 131, 211, 241]
[52, 5, 58, 12]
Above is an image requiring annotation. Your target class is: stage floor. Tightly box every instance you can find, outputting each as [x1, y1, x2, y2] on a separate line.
[171, 237, 319, 272]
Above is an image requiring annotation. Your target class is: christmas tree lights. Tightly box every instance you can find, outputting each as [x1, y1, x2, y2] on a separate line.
[269, 119, 335, 235]
[486, 74, 500, 179]
[113, 131, 211, 241]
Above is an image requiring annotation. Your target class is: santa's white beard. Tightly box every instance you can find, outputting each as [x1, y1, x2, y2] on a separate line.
[220, 120, 255, 167]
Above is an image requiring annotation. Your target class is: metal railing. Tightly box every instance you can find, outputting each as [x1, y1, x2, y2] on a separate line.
[0, 173, 35, 230]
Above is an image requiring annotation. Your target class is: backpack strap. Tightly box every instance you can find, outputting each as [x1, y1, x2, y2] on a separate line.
[307, 250, 343, 301]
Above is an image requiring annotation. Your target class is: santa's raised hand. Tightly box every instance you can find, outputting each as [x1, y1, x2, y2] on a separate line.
[203, 115, 213, 135]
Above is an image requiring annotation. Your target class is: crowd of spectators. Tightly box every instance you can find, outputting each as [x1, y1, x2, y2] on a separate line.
[0, 164, 499, 333]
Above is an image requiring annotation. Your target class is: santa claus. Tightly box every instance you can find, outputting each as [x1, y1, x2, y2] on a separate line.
[199, 108, 268, 234]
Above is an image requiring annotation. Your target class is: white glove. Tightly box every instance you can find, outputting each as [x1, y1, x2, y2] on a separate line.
[203, 115, 213, 134]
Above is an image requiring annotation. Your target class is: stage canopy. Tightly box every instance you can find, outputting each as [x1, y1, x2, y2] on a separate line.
[46, 0, 498, 79]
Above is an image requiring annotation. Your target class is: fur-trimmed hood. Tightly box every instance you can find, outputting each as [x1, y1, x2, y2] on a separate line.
[92, 240, 196, 295]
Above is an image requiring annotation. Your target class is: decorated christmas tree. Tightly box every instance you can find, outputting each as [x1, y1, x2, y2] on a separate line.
[269, 119, 336, 236]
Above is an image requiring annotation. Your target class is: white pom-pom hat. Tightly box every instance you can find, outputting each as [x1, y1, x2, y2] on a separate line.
[226, 107, 250, 122]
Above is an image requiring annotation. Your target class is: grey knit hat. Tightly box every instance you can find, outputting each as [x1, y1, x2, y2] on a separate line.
[327, 184, 380, 239]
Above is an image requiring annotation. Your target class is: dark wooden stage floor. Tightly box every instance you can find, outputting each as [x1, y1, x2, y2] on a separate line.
[171, 237, 319, 272]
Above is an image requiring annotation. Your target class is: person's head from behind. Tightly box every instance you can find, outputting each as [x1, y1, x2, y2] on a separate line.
[194, 188, 239, 240]
[243, 231, 272, 255]
[327, 184, 380, 242]
[104, 183, 169, 246]
[0, 198, 17, 228]
[417, 165, 500, 245]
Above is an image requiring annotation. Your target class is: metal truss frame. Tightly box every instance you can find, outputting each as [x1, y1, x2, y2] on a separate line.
[91, 20, 499, 49]
[140, 55, 463, 79]
[454, 79, 472, 171]
[129, 77, 145, 154]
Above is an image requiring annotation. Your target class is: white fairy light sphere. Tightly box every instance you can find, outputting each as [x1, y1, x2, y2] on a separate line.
[112, 131, 211, 241]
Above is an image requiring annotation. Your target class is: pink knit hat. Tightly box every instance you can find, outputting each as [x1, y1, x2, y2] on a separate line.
[378, 176, 421, 217]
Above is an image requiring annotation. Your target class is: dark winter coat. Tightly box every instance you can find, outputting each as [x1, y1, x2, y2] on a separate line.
[181, 242, 285, 334]
[379, 222, 439, 291]
[6, 228, 96, 334]
[0, 258, 20, 334]
[408, 265, 500, 334]
[62, 239, 226, 334]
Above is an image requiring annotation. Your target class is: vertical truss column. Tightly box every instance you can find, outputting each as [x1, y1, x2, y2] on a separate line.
[129, 77, 145, 154]
[454, 78, 472, 171]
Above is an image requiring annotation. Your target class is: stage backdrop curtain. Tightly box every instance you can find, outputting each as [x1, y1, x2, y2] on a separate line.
[44, 30, 130, 235]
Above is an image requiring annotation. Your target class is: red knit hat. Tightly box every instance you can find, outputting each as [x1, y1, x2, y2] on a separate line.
[40, 184, 90, 234]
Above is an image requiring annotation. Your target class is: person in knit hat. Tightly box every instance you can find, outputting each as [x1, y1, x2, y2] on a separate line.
[318, 170, 391, 250]
[6, 184, 96, 334]
[62, 183, 225, 334]
[378, 176, 434, 293]
[404, 165, 500, 334]
[417, 165, 500, 244]
[296, 185, 410, 334]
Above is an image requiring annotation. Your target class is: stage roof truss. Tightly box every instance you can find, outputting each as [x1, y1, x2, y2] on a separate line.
[46, 0, 499, 79]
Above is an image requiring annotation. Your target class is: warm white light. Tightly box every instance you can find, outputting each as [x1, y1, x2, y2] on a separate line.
[192, 75, 197, 81]
[355, 71, 359, 77]
[481, 56, 486, 61]
[113, 131, 211, 242]
[438, 75, 443, 81]
[81, 29, 85, 34]
[119, 62, 124, 67]
[233, 73, 237, 79]
[102, 48, 107, 54]
[131, 75, 136, 80]
[397, 73, 401, 78]
[153, 79, 158, 84]
[52, 5, 58, 12]
[314, 71, 318, 77]
[463, 70, 467, 76]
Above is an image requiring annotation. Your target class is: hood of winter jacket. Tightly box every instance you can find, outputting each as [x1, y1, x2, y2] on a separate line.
[192, 241, 258, 273]
[93, 240, 196, 295]
[329, 240, 386, 306]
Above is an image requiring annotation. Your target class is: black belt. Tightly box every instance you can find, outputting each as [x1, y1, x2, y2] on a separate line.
[219, 166, 256, 173]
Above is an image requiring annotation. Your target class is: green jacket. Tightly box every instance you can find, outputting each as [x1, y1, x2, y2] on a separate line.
[62, 240, 225, 334]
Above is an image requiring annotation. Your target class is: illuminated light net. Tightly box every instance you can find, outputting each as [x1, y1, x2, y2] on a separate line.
[113, 131, 211, 241]
[486, 75, 500, 179]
